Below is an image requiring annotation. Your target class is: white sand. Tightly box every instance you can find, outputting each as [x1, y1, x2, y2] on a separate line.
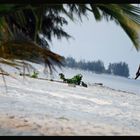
[0, 72, 140, 136]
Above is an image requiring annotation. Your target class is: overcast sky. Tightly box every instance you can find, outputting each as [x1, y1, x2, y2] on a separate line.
[51, 12, 140, 78]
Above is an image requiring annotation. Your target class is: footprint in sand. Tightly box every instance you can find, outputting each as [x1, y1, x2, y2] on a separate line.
[57, 116, 69, 121]
[9, 116, 15, 119]
[24, 119, 28, 122]
[16, 124, 30, 128]
[33, 122, 42, 128]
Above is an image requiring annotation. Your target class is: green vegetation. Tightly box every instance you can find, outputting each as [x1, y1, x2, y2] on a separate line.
[19, 71, 39, 78]
[107, 62, 129, 77]
[64, 57, 130, 78]
[31, 71, 39, 78]
[59, 73, 87, 87]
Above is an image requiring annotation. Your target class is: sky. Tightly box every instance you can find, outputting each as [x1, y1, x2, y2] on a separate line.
[50, 12, 140, 78]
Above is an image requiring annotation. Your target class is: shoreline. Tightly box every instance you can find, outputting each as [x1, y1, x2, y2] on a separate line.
[1, 73, 137, 96]
[94, 84, 137, 96]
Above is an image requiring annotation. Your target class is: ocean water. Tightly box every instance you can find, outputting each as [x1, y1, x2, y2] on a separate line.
[52, 67, 140, 95]
[1, 62, 140, 95]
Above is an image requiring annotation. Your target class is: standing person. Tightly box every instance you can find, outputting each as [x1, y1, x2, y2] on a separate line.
[135, 65, 140, 79]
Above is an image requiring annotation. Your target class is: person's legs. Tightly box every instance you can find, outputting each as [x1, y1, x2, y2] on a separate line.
[135, 73, 140, 79]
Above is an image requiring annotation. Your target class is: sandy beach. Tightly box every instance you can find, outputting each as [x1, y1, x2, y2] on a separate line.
[0, 72, 140, 136]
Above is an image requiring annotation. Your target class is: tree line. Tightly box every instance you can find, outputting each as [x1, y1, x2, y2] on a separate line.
[63, 57, 130, 78]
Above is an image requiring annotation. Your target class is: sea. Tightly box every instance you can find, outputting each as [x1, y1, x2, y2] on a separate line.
[1, 62, 140, 95]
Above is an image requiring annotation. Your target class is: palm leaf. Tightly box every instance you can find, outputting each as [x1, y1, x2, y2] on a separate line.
[89, 4, 140, 50]
[0, 30, 64, 72]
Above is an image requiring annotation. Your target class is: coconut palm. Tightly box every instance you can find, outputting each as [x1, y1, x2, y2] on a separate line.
[0, 4, 140, 75]
[0, 4, 70, 74]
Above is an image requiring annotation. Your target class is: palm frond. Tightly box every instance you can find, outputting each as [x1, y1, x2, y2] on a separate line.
[89, 4, 140, 50]
[0, 30, 64, 72]
[0, 5, 68, 74]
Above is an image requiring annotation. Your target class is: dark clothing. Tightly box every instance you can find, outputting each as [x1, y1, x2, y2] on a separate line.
[135, 65, 140, 79]
[135, 73, 140, 79]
